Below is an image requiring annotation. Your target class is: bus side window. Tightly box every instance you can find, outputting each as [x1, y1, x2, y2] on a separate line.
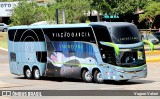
[8, 29, 45, 42]
[92, 26, 115, 64]
[10, 52, 16, 62]
[92, 26, 112, 42]
[36, 51, 47, 63]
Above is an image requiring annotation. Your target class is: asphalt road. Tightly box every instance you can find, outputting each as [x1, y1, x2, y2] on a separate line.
[1, 50, 160, 99]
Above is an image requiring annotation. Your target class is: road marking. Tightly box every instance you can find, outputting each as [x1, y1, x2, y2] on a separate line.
[0, 47, 8, 51]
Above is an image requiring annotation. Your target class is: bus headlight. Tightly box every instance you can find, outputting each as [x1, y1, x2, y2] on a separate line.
[113, 68, 125, 73]
[143, 67, 147, 70]
[99, 64, 106, 67]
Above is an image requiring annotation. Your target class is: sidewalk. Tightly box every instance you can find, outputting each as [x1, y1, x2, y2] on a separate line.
[144, 45, 160, 62]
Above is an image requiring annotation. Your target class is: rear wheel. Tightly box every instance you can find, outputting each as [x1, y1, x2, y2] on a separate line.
[82, 70, 92, 83]
[94, 70, 104, 83]
[24, 68, 32, 79]
[3, 28, 7, 32]
[33, 68, 41, 80]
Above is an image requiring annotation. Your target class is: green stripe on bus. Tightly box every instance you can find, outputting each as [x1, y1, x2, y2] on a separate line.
[103, 42, 120, 55]
[51, 62, 96, 66]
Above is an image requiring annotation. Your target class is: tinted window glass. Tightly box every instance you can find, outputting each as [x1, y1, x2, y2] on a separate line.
[10, 52, 16, 62]
[36, 51, 47, 62]
[92, 26, 111, 42]
[8, 29, 45, 41]
[92, 25, 115, 64]
[111, 25, 141, 44]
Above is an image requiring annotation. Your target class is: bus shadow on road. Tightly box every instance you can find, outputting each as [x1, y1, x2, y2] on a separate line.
[15, 77, 83, 83]
[103, 80, 155, 85]
[15, 77, 155, 85]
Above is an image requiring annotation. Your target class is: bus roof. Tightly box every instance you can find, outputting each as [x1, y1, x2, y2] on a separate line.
[89, 22, 134, 27]
[8, 22, 134, 30]
[8, 23, 90, 30]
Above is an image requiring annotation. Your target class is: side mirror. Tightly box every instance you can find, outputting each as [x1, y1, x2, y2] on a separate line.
[100, 42, 120, 55]
[143, 40, 154, 51]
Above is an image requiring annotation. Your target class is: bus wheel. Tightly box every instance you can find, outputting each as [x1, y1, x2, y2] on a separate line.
[33, 68, 41, 80]
[3, 28, 7, 32]
[82, 70, 92, 83]
[24, 68, 32, 79]
[94, 70, 104, 83]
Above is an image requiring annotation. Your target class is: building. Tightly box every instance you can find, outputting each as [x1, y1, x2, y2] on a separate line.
[0, 2, 18, 24]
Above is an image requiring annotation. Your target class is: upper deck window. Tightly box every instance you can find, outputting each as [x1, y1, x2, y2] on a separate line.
[92, 25, 111, 42]
[8, 29, 45, 42]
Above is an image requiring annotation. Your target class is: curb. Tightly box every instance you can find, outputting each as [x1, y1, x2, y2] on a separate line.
[145, 50, 160, 55]
[146, 58, 160, 62]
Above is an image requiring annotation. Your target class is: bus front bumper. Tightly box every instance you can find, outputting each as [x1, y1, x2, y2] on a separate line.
[102, 64, 147, 81]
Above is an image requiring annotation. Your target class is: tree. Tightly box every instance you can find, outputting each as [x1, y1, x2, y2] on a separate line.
[90, 0, 146, 22]
[91, 0, 111, 21]
[10, 1, 49, 25]
[55, 0, 93, 23]
[0, 0, 24, 1]
[139, 1, 160, 29]
[108, 0, 146, 15]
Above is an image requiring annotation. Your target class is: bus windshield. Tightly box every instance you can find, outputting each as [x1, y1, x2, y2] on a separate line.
[116, 47, 146, 67]
[111, 25, 141, 44]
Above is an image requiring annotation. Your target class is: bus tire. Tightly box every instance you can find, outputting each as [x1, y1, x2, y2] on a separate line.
[24, 68, 32, 79]
[94, 70, 104, 83]
[82, 70, 92, 83]
[3, 28, 7, 32]
[33, 68, 41, 80]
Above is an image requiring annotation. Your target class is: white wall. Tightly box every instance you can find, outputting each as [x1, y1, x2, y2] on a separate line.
[0, 2, 18, 17]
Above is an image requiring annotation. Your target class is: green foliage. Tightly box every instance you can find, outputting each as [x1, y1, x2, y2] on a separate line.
[0, 0, 24, 1]
[55, 0, 92, 23]
[10, 1, 49, 25]
[91, 0, 111, 14]
[9, 0, 151, 25]
[10, 0, 92, 25]
[139, 1, 160, 22]
[108, 0, 147, 15]
[90, 0, 147, 21]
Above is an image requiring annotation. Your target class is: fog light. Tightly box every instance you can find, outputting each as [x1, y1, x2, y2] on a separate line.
[119, 75, 124, 78]
[143, 67, 147, 70]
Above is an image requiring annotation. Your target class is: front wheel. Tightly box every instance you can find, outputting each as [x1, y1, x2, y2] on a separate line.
[82, 70, 92, 83]
[94, 70, 104, 83]
[33, 68, 41, 80]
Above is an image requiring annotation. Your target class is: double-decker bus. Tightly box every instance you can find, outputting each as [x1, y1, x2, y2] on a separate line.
[8, 22, 153, 83]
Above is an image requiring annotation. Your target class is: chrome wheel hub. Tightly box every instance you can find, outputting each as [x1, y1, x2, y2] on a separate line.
[85, 71, 92, 81]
